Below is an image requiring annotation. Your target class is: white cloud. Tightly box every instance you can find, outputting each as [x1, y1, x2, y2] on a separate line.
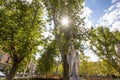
[83, 7, 93, 28]
[97, 1, 120, 31]
[42, 31, 54, 39]
[111, 21, 120, 31]
[83, 41, 99, 62]
[84, 50, 99, 62]
[83, 7, 92, 17]
[42, 31, 50, 38]
[38, 46, 43, 50]
[111, 0, 118, 4]
[35, 53, 40, 60]
[92, 0, 96, 3]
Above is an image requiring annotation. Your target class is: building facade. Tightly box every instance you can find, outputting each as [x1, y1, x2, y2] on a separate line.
[0, 53, 9, 64]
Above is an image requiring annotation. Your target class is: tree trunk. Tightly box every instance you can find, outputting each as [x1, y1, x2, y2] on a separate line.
[6, 62, 19, 80]
[114, 66, 120, 75]
[62, 54, 69, 80]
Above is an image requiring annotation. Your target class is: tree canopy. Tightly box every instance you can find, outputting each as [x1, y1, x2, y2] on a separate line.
[37, 40, 59, 76]
[42, 0, 86, 79]
[89, 26, 120, 74]
[0, 0, 43, 80]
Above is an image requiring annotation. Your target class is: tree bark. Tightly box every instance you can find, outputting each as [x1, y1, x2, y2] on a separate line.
[6, 62, 19, 80]
[62, 54, 69, 80]
[113, 65, 120, 75]
[53, 12, 70, 80]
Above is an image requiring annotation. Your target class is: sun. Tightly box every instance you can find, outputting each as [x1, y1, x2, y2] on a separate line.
[61, 17, 69, 26]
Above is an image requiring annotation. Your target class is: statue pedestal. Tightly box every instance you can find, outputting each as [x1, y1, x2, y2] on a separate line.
[70, 77, 83, 80]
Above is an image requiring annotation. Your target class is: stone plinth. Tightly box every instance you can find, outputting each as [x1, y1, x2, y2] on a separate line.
[70, 77, 83, 80]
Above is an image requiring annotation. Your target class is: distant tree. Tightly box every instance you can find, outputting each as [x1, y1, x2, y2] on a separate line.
[0, 0, 43, 80]
[58, 63, 63, 76]
[37, 40, 58, 77]
[17, 54, 36, 76]
[79, 56, 119, 78]
[100, 60, 119, 77]
[89, 26, 120, 74]
[79, 53, 89, 77]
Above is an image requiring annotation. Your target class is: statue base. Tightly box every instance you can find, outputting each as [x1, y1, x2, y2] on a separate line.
[70, 77, 83, 80]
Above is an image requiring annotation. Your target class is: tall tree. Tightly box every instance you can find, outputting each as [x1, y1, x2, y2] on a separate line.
[37, 40, 58, 77]
[17, 53, 36, 76]
[42, 0, 85, 79]
[89, 26, 120, 74]
[0, 0, 43, 80]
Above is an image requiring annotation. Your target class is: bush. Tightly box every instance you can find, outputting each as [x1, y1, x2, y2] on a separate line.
[14, 78, 63, 80]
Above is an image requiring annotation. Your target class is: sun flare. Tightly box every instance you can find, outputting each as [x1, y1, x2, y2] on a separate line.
[61, 17, 69, 26]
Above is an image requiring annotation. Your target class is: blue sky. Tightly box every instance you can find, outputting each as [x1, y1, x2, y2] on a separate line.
[84, 0, 120, 61]
[85, 0, 111, 25]
[84, 0, 120, 31]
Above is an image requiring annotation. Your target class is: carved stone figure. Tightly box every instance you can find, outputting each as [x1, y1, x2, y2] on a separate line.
[117, 42, 120, 56]
[67, 44, 82, 80]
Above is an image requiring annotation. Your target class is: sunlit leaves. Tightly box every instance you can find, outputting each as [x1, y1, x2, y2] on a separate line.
[37, 40, 59, 75]
[0, 0, 43, 78]
[89, 26, 120, 73]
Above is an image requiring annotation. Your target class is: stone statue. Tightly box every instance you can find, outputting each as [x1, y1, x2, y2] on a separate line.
[67, 44, 82, 80]
[117, 42, 120, 56]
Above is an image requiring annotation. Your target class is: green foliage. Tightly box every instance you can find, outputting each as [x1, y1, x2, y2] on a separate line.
[42, 1, 86, 79]
[89, 26, 120, 74]
[79, 53, 90, 76]
[0, 0, 43, 79]
[79, 54, 119, 77]
[79, 60, 119, 77]
[58, 63, 63, 76]
[17, 54, 36, 74]
[42, 0, 86, 52]
[37, 40, 59, 75]
[0, 0, 43, 55]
